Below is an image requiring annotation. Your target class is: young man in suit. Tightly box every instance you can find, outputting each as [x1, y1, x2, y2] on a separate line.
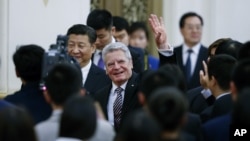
[148, 12, 208, 90]
[200, 54, 236, 123]
[93, 42, 142, 132]
[4, 45, 52, 124]
[66, 24, 111, 95]
[87, 9, 143, 73]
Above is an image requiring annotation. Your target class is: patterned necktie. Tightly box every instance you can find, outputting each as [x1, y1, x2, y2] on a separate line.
[185, 49, 193, 82]
[97, 52, 104, 69]
[113, 87, 123, 130]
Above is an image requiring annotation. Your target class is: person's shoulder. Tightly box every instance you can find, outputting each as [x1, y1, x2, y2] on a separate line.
[0, 100, 14, 110]
[4, 91, 22, 102]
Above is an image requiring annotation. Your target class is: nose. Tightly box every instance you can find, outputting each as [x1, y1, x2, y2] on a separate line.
[72, 46, 79, 53]
[113, 62, 120, 69]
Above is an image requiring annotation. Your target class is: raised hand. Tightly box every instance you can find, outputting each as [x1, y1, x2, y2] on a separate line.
[148, 14, 169, 49]
[199, 60, 209, 89]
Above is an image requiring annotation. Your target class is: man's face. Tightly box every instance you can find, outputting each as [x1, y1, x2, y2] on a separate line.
[180, 16, 202, 47]
[105, 49, 133, 86]
[129, 29, 148, 49]
[95, 27, 114, 50]
[67, 34, 95, 68]
[114, 29, 129, 46]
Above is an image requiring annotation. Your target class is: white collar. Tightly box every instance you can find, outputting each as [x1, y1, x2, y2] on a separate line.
[111, 81, 128, 96]
[216, 92, 230, 100]
[81, 60, 92, 72]
[183, 43, 201, 55]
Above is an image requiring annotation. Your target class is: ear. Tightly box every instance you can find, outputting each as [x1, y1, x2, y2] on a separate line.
[43, 90, 52, 104]
[111, 26, 116, 35]
[138, 92, 145, 106]
[230, 81, 238, 101]
[91, 44, 96, 53]
[210, 76, 217, 87]
[79, 88, 86, 96]
[15, 68, 20, 77]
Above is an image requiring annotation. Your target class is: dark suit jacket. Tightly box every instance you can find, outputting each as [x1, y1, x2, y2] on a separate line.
[4, 82, 52, 124]
[93, 72, 142, 131]
[84, 63, 111, 95]
[0, 100, 13, 110]
[202, 114, 231, 141]
[200, 94, 233, 123]
[128, 45, 144, 73]
[184, 113, 204, 141]
[187, 86, 215, 114]
[159, 45, 208, 90]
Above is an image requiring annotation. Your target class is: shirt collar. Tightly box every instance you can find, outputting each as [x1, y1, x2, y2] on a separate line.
[216, 92, 230, 100]
[81, 60, 92, 72]
[111, 81, 128, 96]
[183, 43, 201, 55]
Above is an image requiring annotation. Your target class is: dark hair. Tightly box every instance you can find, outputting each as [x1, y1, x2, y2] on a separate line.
[208, 54, 237, 90]
[0, 107, 37, 141]
[231, 59, 250, 92]
[87, 9, 113, 30]
[208, 38, 232, 57]
[148, 87, 188, 131]
[129, 22, 149, 40]
[139, 70, 178, 102]
[232, 87, 250, 126]
[13, 44, 44, 82]
[113, 16, 129, 33]
[115, 110, 161, 141]
[66, 24, 97, 44]
[159, 64, 187, 93]
[59, 95, 97, 140]
[45, 63, 82, 105]
[179, 12, 203, 28]
[215, 39, 242, 59]
[238, 41, 250, 61]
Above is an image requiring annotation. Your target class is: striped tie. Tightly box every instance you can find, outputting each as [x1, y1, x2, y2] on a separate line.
[113, 87, 123, 130]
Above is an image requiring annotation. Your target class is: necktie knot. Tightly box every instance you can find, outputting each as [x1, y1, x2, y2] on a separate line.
[115, 87, 123, 95]
[187, 49, 193, 54]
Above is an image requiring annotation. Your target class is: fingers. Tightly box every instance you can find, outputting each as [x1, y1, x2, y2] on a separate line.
[202, 60, 208, 74]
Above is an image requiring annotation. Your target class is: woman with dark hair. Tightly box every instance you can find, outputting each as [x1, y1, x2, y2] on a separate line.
[0, 106, 37, 141]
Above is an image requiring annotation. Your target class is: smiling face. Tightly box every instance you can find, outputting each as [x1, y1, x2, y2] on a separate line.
[67, 34, 95, 68]
[105, 49, 133, 86]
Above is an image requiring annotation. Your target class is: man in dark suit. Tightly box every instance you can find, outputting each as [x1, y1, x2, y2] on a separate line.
[202, 60, 250, 141]
[93, 42, 142, 132]
[4, 45, 52, 124]
[200, 55, 236, 123]
[87, 9, 143, 73]
[66, 24, 111, 95]
[149, 12, 208, 90]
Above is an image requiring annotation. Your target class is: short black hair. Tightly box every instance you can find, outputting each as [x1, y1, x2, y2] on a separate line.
[59, 95, 97, 140]
[238, 41, 250, 61]
[45, 63, 83, 105]
[113, 16, 129, 33]
[148, 87, 188, 131]
[66, 24, 97, 44]
[87, 9, 113, 30]
[179, 12, 203, 28]
[215, 39, 242, 59]
[129, 22, 149, 40]
[208, 54, 237, 91]
[13, 44, 44, 82]
[232, 59, 250, 92]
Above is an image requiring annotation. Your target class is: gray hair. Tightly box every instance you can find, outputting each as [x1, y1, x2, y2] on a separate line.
[102, 42, 132, 62]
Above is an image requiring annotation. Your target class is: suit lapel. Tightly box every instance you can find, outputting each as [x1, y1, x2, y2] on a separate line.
[98, 85, 112, 119]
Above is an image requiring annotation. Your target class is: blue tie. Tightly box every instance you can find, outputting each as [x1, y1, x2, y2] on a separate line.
[185, 49, 193, 82]
[97, 52, 104, 69]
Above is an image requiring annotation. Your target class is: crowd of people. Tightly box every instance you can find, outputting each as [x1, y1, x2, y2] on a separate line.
[0, 9, 250, 141]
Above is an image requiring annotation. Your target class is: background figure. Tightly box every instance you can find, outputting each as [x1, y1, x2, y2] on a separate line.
[113, 16, 144, 73]
[4, 44, 52, 124]
[35, 63, 84, 141]
[114, 110, 161, 141]
[66, 24, 111, 95]
[237, 41, 250, 61]
[149, 12, 208, 90]
[57, 95, 97, 141]
[148, 87, 193, 141]
[129, 22, 159, 70]
[0, 106, 37, 141]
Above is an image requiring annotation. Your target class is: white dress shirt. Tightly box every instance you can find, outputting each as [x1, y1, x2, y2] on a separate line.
[182, 43, 201, 76]
[81, 60, 92, 85]
[107, 81, 127, 126]
[93, 37, 116, 66]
